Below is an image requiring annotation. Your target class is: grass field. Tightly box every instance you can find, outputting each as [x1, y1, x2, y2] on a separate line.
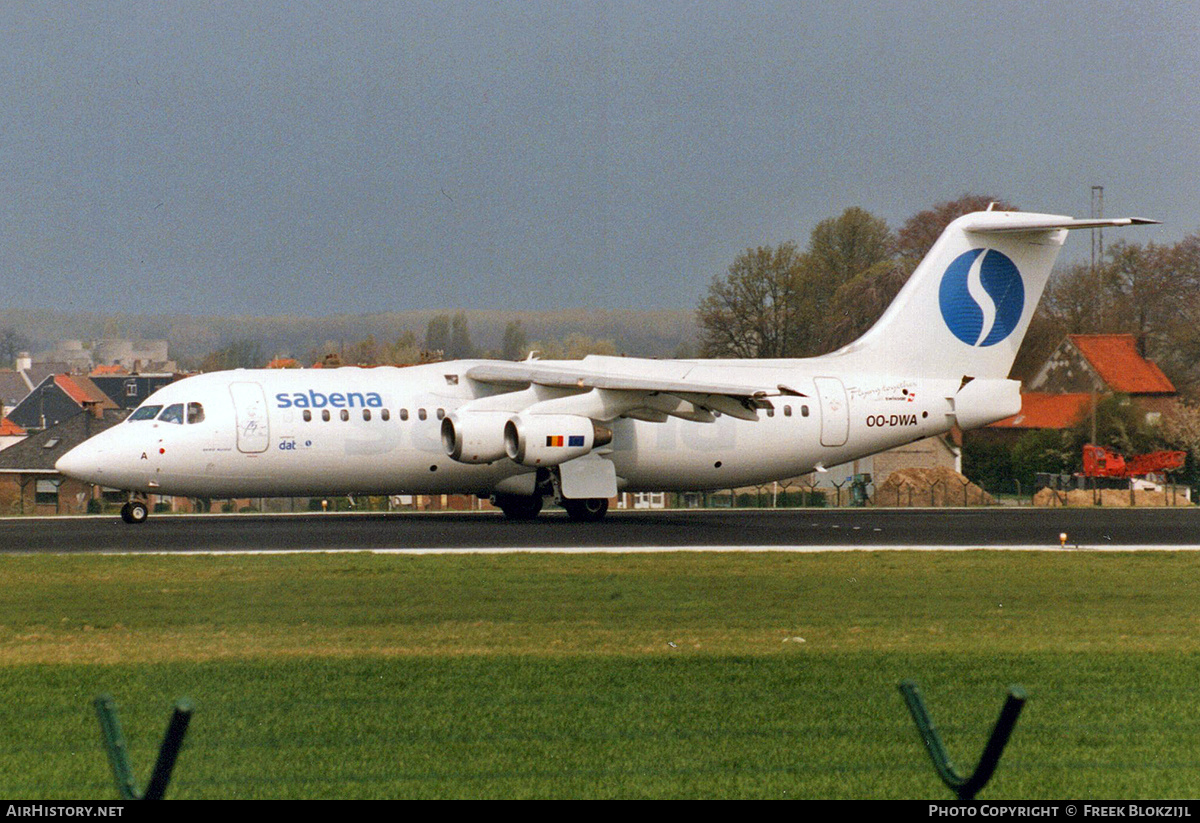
[1, 551, 1199, 799]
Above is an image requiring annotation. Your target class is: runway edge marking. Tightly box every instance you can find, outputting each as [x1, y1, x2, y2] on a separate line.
[54, 544, 1200, 556]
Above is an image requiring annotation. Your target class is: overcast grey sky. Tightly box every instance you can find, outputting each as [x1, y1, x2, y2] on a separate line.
[1, 1, 1196, 317]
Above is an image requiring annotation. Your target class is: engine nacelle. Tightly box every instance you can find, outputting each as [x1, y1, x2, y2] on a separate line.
[441, 411, 511, 464]
[504, 414, 613, 467]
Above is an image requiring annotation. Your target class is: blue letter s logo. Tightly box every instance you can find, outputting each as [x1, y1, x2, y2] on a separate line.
[938, 248, 1024, 347]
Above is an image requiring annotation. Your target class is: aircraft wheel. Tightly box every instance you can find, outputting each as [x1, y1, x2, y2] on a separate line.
[121, 501, 149, 524]
[493, 493, 543, 521]
[563, 498, 609, 522]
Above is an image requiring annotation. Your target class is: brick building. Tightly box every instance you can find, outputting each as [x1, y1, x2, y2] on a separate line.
[0, 408, 126, 515]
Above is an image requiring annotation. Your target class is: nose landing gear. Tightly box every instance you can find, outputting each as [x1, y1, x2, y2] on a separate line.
[120, 500, 149, 524]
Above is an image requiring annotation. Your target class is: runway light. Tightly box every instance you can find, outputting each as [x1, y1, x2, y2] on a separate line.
[1059, 532, 1068, 548]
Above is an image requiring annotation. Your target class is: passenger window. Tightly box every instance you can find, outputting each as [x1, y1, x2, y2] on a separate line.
[340, 409, 350, 422]
[187, 402, 205, 424]
[158, 404, 185, 425]
[784, 405, 792, 417]
[303, 410, 312, 422]
[129, 405, 163, 421]
[381, 409, 390, 421]
[418, 408, 427, 421]
[766, 408, 775, 418]
[399, 408, 409, 421]
[437, 408, 445, 420]
[362, 409, 371, 421]
[322, 409, 331, 422]
[801, 405, 810, 417]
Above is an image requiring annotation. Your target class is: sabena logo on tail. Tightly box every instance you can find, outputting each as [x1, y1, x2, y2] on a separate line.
[937, 248, 1024, 347]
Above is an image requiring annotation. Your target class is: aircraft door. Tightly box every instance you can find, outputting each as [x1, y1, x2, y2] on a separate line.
[229, 382, 270, 454]
[813, 377, 849, 447]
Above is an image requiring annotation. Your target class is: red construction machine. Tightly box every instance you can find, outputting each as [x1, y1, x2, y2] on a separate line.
[1081, 444, 1186, 479]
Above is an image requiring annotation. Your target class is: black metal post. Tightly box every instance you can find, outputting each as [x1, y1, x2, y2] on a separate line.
[899, 680, 1026, 800]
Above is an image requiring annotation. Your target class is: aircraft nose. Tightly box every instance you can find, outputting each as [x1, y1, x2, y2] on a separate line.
[56, 441, 103, 483]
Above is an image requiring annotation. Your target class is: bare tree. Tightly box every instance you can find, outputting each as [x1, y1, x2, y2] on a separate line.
[389, 329, 421, 364]
[502, 320, 528, 360]
[821, 262, 910, 352]
[199, 339, 264, 371]
[807, 207, 894, 289]
[698, 208, 896, 358]
[697, 242, 807, 358]
[424, 314, 450, 354]
[1161, 400, 1200, 454]
[527, 333, 617, 360]
[448, 312, 476, 359]
[896, 194, 1019, 263]
[344, 335, 382, 365]
[0, 328, 27, 369]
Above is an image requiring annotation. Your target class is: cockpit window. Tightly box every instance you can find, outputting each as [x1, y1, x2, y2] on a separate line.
[130, 405, 163, 421]
[187, 402, 205, 424]
[158, 403, 185, 425]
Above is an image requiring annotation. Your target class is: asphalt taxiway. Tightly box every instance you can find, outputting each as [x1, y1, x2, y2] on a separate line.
[3, 507, 1200, 554]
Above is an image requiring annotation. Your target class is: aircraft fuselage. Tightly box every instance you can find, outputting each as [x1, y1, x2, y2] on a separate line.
[67, 362, 961, 498]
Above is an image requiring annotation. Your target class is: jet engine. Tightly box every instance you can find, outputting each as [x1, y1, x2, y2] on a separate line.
[441, 411, 511, 464]
[503, 414, 613, 467]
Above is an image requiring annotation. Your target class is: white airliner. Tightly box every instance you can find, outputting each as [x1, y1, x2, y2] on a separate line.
[56, 209, 1155, 523]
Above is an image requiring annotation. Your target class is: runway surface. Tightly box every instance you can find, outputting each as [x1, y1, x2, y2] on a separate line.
[3, 507, 1200, 554]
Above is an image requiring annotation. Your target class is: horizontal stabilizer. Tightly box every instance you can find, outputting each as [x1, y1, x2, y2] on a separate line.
[963, 216, 1159, 234]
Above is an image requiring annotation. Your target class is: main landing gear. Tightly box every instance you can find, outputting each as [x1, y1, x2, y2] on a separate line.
[491, 492, 543, 521]
[492, 465, 612, 522]
[490, 493, 609, 522]
[120, 499, 149, 524]
[562, 497, 609, 522]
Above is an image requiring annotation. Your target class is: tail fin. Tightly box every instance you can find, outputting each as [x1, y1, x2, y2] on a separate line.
[823, 210, 1157, 379]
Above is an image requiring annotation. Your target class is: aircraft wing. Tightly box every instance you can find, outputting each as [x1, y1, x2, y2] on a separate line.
[466, 360, 790, 397]
[464, 358, 800, 422]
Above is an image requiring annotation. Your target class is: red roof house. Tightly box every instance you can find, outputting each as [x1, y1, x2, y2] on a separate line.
[0, 416, 26, 452]
[54, 375, 119, 409]
[988, 393, 1094, 431]
[1030, 334, 1176, 396]
[976, 334, 1180, 446]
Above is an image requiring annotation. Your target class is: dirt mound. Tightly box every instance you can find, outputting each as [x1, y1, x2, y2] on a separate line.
[1033, 487, 1192, 507]
[876, 466, 995, 507]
